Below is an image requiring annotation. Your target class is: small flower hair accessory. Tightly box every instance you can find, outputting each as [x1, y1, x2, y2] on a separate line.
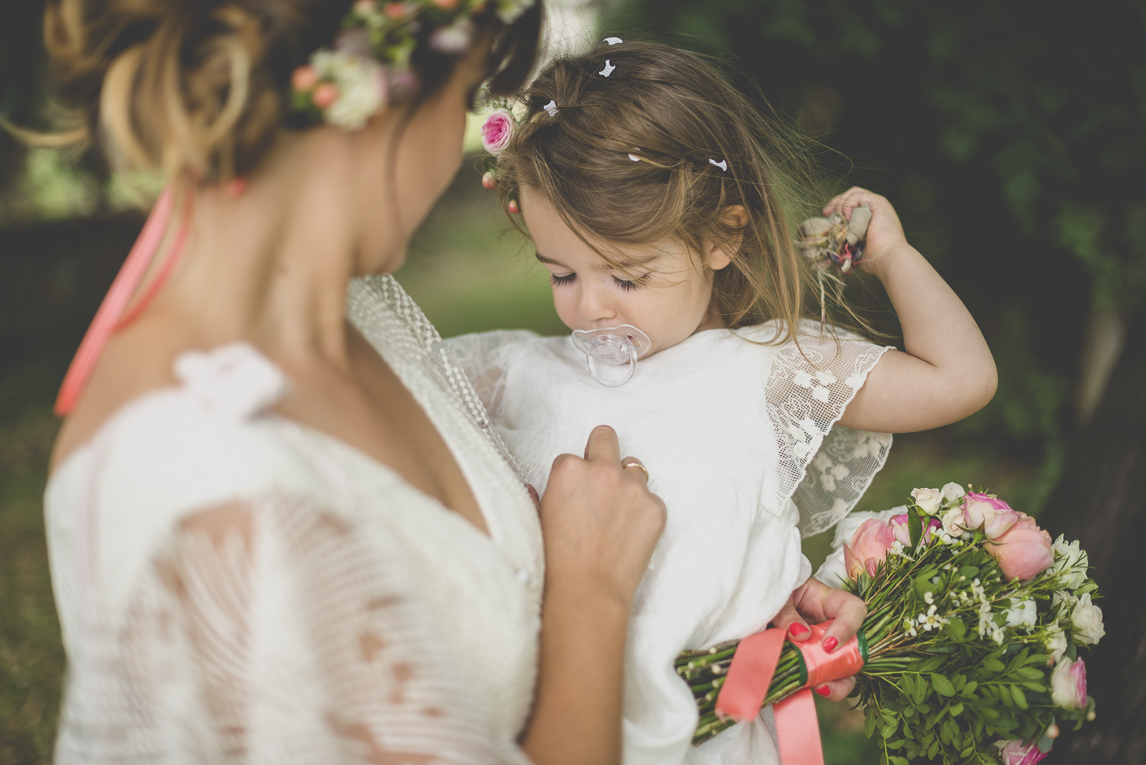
[291, 0, 537, 129]
[605, 36, 623, 45]
[542, 100, 560, 117]
[599, 60, 616, 77]
[709, 158, 728, 171]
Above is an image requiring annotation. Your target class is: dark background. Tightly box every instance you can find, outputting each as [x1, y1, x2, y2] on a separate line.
[3, 1, 1144, 762]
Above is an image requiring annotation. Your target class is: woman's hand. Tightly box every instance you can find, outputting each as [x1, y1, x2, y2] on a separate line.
[522, 425, 665, 765]
[770, 578, 867, 702]
[540, 425, 666, 606]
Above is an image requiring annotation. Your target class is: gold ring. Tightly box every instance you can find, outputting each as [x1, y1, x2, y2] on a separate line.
[622, 461, 650, 483]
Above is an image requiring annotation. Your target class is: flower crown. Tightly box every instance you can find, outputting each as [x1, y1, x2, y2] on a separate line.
[291, 0, 535, 130]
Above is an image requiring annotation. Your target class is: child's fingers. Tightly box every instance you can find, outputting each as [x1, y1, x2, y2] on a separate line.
[770, 596, 812, 641]
[815, 676, 857, 703]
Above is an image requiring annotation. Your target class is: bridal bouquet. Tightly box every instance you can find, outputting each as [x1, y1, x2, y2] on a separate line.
[677, 483, 1102, 764]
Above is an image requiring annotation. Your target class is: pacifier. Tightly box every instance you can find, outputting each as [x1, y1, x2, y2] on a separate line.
[571, 324, 652, 387]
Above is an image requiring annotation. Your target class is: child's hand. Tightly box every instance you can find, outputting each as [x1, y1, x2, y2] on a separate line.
[771, 578, 867, 702]
[822, 187, 911, 280]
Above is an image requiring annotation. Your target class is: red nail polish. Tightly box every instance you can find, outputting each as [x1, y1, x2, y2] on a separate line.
[822, 636, 838, 652]
[788, 623, 810, 638]
[815, 685, 831, 697]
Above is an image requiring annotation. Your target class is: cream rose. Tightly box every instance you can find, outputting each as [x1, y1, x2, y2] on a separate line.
[940, 481, 966, 505]
[1043, 623, 1068, 665]
[1050, 657, 1087, 709]
[1071, 593, 1105, 645]
[1004, 598, 1037, 629]
[911, 487, 943, 515]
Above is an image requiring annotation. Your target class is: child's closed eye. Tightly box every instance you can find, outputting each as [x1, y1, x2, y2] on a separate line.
[549, 272, 649, 290]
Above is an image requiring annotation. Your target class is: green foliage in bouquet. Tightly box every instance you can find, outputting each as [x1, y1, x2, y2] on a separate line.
[677, 484, 1102, 765]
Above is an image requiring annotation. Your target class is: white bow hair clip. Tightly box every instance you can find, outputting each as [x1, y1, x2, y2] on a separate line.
[543, 100, 559, 117]
[605, 37, 623, 45]
[709, 158, 728, 171]
[599, 60, 616, 77]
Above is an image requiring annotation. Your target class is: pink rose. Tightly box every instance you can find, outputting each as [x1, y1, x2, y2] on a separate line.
[481, 109, 515, 156]
[1050, 656, 1087, 709]
[889, 513, 941, 547]
[985, 512, 1054, 580]
[844, 519, 896, 581]
[951, 493, 1018, 540]
[999, 740, 1049, 765]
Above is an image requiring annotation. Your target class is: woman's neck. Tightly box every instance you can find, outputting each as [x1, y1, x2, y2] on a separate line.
[161, 125, 402, 370]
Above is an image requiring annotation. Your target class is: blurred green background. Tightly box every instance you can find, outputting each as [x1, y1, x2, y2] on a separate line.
[3, 1, 1145, 763]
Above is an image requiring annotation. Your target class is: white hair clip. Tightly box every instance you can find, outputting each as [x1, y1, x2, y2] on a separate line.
[628, 152, 641, 162]
[709, 158, 728, 171]
[605, 37, 623, 45]
[543, 100, 559, 117]
[599, 60, 616, 77]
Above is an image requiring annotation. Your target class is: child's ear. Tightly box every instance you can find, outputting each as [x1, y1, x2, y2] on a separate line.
[705, 205, 748, 271]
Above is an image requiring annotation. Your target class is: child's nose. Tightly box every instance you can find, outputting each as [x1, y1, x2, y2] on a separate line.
[578, 279, 617, 323]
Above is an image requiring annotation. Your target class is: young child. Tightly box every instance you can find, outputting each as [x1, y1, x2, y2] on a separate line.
[449, 40, 997, 765]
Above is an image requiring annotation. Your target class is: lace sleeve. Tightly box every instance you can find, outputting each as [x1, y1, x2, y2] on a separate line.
[766, 321, 895, 538]
[443, 330, 538, 422]
[54, 493, 529, 765]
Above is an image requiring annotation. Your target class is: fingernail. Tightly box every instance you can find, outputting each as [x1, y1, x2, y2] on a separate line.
[815, 685, 831, 697]
[788, 623, 810, 638]
[822, 636, 838, 652]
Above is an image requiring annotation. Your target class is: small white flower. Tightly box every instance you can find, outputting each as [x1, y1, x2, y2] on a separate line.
[1071, 593, 1105, 645]
[924, 591, 934, 605]
[1044, 623, 1068, 665]
[1004, 598, 1037, 630]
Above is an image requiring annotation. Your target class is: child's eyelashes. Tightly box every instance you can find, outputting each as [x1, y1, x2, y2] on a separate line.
[548, 272, 648, 291]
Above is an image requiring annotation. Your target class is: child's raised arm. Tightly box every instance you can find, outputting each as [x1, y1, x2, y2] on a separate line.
[831, 188, 997, 433]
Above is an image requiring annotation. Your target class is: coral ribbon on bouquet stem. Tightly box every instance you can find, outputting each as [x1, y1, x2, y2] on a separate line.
[714, 620, 864, 765]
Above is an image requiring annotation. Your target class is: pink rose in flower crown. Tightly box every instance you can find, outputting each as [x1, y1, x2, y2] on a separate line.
[985, 512, 1054, 581]
[844, 519, 896, 580]
[1050, 656, 1087, 709]
[889, 513, 942, 547]
[998, 740, 1049, 765]
[481, 109, 515, 156]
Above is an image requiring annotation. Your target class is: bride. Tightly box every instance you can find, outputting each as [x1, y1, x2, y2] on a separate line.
[39, 0, 862, 762]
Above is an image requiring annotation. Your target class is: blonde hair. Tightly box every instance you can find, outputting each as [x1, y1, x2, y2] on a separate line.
[495, 40, 845, 341]
[40, 0, 542, 183]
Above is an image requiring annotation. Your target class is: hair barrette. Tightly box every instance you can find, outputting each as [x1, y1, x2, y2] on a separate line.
[543, 100, 559, 117]
[709, 158, 728, 171]
[599, 60, 616, 77]
[605, 37, 623, 45]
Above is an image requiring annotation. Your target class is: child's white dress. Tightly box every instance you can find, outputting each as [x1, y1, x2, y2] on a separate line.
[447, 320, 893, 765]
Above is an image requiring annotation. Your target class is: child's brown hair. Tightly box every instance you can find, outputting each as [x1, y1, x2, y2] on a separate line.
[494, 40, 835, 341]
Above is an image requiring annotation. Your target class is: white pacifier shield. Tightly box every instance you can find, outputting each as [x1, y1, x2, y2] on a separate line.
[570, 325, 652, 387]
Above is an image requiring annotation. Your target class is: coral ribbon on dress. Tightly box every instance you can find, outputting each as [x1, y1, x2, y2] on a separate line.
[714, 620, 864, 765]
[54, 186, 191, 416]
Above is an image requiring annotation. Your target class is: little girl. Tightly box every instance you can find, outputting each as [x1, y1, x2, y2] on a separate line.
[449, 40, 997, 765]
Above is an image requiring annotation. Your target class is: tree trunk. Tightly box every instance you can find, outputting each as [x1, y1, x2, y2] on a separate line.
[1040, 303, 1146, 763]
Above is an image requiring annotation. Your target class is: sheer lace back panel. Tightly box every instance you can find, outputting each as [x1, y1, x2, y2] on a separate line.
[45, 278, 543, 764]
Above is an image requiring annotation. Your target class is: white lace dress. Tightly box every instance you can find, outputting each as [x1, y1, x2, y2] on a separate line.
[446, 320, 894, 765]
[44, 276, 544, 764]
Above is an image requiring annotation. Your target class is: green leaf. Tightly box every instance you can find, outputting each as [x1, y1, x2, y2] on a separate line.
[864, 710, 876, 738]
[997, 684, 1014, 707]
[1012, 686, 1029, 709]
[945, 617, 967, 641]
[961, 680, 979, 695]
[983, 657, 1005, 673]
[928, 739, 940, 758]
[931, 674, 956, 696]
[958, 565, 980, 579]
[909, 508, 923, 549]
[948, 701, 965, 717]
[889, 757, 909, 765]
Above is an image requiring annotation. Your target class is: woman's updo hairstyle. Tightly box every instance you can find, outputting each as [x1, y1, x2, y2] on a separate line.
[495, 40, 829, 336]
[43, 0, 542, 182]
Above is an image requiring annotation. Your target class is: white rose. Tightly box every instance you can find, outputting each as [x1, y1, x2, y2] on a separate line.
[1071, 593, 1105, 645]
[1043, 623, 1068, 665]
[940, 507, 966, 539]
[1051, 535, 1089, 590]
[1004, 598, 1037, 629]
[941, 482, 966, 506]
[1050, 656, 1087, 709]
[911, 487, 943, 515]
